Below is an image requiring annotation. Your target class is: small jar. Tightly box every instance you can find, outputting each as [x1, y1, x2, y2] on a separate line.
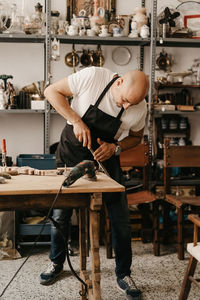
[161, 118, 167, 129]
[169, 119, 178, 130]
[178, 138, 185, 146]
[179, 117, 187, 129]
[169, 137, 177, 146]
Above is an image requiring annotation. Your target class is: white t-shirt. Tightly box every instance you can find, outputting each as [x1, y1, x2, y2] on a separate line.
[68, 67, 147, 141]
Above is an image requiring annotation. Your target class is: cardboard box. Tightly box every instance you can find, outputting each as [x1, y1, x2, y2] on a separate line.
[31, 100, 45, 110]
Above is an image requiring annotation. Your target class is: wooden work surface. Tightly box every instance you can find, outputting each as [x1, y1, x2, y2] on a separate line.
[0, 172, 124, 196]
[0, 172, 124, 300]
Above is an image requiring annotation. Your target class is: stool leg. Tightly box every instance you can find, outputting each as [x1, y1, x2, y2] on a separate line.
[177, 206, 184, 260]
[179, 256, 197, 300]
[153, 200, 160, 256]
[163, 201, 171, 244]
[104, 203, 113, 259]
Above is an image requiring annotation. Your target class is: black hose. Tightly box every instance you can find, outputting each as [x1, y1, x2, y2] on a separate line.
[48, 216, 88, 296]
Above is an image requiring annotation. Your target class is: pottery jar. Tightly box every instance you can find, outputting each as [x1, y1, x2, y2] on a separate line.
[132, 7, 148, 34]
[116, 15, 130, 36]
[140, 24, 149, 38]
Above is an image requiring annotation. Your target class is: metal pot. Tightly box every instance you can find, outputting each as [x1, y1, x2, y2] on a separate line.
[91, 45, 105, 67]
[156, 50, 171, 71]
[65, 51, 79, 67]
[80, 50, 91, 67]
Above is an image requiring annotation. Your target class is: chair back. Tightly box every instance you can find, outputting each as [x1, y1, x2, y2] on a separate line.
[164, 138, 200, 168]
[120, 141, 149, 168]
[120, 139, 150, 190]
[164, 138, 200, 194]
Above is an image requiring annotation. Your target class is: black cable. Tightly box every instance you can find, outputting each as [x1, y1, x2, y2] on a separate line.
[48, 216, 87, 296]
[0, 177, 87, 298]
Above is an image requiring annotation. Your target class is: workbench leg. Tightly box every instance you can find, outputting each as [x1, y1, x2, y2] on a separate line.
[89, 193, 102, 300]
[79, 208, 88, 300]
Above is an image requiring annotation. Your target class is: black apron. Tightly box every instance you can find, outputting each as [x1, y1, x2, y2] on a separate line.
[56, 76, 124, 177]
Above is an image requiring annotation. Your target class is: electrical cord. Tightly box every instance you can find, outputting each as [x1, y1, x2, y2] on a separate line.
[0, 176, 87, 298]
[48, 216, 87, 296]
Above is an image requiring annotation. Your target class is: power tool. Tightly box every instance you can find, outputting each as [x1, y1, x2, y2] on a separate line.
[63, 160, 97, 187]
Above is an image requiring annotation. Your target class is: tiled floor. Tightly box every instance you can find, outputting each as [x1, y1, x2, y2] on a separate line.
[0, 241, 199, 300]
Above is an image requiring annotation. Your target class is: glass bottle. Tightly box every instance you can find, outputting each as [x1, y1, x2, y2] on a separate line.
[31, 2, 45, 34]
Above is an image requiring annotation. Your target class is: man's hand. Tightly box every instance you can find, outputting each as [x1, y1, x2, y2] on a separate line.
[73, 119, 92, 149]
[93, 138, 116, 162]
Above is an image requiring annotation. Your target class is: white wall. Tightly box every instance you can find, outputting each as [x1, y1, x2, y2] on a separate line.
[0, 0, 200, 163]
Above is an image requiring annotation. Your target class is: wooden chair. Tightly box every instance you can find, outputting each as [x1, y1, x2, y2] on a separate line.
[163, 138, 200, 260]
[179, 214, 200, 300]
[104, 139, 160, 258]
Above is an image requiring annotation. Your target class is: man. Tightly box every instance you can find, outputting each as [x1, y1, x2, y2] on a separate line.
[40, 66, 149, 299]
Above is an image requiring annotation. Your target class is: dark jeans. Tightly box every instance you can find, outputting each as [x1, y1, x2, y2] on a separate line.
[49, 190, 132, 278]
[50, 155, 132, 278]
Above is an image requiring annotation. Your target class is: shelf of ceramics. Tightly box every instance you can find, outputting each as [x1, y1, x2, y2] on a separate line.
[0, 33, 45, 43]
[156, 38, 200, 48]
[54, 35, 150, 46]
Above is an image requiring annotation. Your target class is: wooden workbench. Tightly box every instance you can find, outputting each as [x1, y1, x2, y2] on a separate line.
[0, 172, 124, 300]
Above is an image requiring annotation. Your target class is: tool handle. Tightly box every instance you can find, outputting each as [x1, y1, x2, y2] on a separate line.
[2, 139, 6, 153]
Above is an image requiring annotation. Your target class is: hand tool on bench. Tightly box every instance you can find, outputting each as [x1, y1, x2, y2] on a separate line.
[89, 148, 110, 177]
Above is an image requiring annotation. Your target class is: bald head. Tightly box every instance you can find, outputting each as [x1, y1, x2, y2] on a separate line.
[111, 69, 149, 109]
[122, 70, 149, 104]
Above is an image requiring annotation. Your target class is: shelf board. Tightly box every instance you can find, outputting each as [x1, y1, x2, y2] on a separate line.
[154, 110, 200, 115]
[153, 179, 200, 186]
[1, 34, 200, 48]
[156, 38, 200, 48]
[55, 35, 150, 46]
[0, 109, 45, 113]
[155, 83, 200, 89]
[0, 33, 45, 43]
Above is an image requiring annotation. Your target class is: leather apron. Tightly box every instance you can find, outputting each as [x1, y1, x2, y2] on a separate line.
[56, 76, 124, 184]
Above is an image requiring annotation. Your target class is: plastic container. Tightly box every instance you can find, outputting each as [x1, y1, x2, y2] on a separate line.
[16, 154, 56, 170]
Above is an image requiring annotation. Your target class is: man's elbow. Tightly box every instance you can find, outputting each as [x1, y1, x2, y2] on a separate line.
[44, 85, 51, 99]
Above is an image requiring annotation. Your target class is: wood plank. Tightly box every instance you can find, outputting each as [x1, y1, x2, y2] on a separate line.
[164, 145, 200, 168]
[0, 193, 90, 211]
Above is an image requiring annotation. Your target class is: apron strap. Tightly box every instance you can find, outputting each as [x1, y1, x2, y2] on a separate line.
[117, 107, 124, 119]
[94, 75, 124, 120]
[94, 76, 119, 107]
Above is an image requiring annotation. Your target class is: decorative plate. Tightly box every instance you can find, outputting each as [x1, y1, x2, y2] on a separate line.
[112, 47, 132, 66]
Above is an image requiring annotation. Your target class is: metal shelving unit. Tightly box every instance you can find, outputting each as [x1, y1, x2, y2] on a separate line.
[149, 0, 200, 159]
[0, 0, 150, 155]
[0, 0, 51, 154]
[2, 1, 200, 157]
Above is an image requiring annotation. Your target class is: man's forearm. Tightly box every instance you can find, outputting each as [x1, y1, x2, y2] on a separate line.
[117, 128, 144, 151]
[117, 135, 142, 151]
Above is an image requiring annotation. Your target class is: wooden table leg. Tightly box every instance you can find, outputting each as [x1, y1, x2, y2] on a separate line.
[79, 208, 88, 300]
[89, 193, 102, 300]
